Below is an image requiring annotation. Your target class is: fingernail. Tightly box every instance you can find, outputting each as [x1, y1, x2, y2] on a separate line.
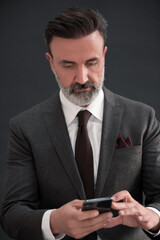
[120, 210, 124, 215]
[112, 197, 116, 201]
[138, 216, 143, 221]
[94, 211, 99, 217]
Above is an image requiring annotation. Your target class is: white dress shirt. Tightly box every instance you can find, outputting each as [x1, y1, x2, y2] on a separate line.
[42, 89, 104, 240]
[42, 89, 160, 239]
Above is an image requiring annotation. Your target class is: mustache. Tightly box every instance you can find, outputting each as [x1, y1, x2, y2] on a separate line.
[70, 81, 95, 93]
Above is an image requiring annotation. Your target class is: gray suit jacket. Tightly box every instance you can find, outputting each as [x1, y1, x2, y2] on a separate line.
[1, 87, 160, 240]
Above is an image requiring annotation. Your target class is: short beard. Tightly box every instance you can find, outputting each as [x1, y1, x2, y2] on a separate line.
[54, 69, 105, 106]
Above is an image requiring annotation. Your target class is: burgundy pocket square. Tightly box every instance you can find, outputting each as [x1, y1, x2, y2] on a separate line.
[116, 136, 133, 148]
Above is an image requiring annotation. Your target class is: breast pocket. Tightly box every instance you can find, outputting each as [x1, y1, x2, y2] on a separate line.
[108, 145, 143, 191]
[113, 145, 142, 158]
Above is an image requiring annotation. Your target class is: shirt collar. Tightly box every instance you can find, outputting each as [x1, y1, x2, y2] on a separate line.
[60, 89, 104, 126]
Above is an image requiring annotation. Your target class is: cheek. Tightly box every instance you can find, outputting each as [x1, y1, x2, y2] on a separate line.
[89, 68, 104, 83]
[56, 70, 75, 88]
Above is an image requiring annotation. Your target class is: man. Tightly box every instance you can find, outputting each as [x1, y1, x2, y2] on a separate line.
[1, 7, 160, 240]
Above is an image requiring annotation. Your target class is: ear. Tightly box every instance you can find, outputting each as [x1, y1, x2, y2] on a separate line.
[45, 52, 55, 73]
[103, 46, 107, 56]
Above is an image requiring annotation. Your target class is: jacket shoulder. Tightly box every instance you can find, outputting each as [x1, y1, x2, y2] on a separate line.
[9, 92, 61, 132]
[10, 92, 59, 121]
[104, 87, 155, 115]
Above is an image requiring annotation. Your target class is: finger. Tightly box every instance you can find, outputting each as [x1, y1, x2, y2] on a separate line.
[118, 204, 146, 217]
[104, 215, 123, 228]
[81, 211, 114, 232]
[112, 190, 134, 202]
[66, 211, 114, 238]
[71, 199, 84, 208]
[112, 201, 136, 210]
[118, 207, 156, 223]
[78, 209, 100, 221]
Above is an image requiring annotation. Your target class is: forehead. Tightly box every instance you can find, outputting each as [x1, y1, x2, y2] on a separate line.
[49, 31, 104, 61]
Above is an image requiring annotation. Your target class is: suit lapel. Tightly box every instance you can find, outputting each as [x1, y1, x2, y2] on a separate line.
[43, 89, 123, 199]
[43, 93, 86, 199]
[95, 88, 123, 197]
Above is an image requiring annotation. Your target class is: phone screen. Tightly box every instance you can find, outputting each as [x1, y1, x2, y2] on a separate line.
[82, 197, 113, 214]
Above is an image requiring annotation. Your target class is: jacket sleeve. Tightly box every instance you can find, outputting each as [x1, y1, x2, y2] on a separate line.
[0, 117, 46, 240]
[142, 107, 160, 210]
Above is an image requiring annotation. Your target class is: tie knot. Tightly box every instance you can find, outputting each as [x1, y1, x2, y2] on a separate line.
[77, 110, 91, 127]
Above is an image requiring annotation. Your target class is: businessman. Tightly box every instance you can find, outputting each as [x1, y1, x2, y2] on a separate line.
[1, 7, 160, 240]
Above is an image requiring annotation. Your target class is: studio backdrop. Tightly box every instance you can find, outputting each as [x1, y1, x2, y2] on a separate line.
[0, 0, 160, 239]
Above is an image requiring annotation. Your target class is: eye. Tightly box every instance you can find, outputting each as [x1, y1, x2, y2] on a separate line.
[63, 64, 75, 69]
[86, 60, 98, 67]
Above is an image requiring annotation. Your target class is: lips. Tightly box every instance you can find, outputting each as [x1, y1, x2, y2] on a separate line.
[74, 87, 92, 93]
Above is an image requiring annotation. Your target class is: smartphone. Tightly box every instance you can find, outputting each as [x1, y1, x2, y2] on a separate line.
[82, 197, 113, 214]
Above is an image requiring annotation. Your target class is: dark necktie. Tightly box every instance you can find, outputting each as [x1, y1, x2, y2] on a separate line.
[75, 110, 94, 199]
[75, 110, 97, 240]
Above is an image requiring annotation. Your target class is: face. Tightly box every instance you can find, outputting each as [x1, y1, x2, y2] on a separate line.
[46, 31, 107, 106]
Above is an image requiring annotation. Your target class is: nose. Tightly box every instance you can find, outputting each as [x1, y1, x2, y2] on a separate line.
[75, 66, 88, 84]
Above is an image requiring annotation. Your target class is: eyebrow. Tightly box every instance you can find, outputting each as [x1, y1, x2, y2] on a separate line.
[86, 57, 99, 63]
[59, 60, 75, 65]
[59, 57, 99, 65]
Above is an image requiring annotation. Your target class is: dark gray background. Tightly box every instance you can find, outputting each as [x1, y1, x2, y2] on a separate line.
[0, 0, 160, 239]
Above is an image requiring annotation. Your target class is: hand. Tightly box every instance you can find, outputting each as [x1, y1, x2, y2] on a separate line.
[50, 199, 113, 239]
[105, 190, 160, 232]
